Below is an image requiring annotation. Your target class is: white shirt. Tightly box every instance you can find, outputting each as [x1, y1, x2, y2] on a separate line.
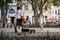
[17, 10, 23, 19]
[39, 18, 44, 24]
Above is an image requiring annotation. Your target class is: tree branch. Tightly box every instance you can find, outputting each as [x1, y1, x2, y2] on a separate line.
[42, 0, 47, 6]
[37, 0, 48, 18]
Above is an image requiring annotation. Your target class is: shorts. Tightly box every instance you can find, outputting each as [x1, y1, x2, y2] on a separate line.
[17, 19, 22, 26]
[11, 17, 15, 24]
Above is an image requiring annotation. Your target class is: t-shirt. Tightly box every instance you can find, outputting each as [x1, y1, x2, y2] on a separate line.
[39, 18, 44, 24]
[16, 10, 23, 19]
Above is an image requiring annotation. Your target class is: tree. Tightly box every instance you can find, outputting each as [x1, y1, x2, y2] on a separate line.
[0, 0, 13, 27]
[26, 0, 49, 27]
[17, 0, 60, 27]
[17, 0, 23, 9]
[0, 0, 13, 18]
[53, 0, 60, 6]
[26, 0, 60, 27]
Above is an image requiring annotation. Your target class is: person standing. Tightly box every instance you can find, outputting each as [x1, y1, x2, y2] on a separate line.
[14, 16, 17, 33]
[17, 7, 23, 27]
[6, 16, 11, 28]
[14, 17, 17, 26]
[16, 7, 24, 33]
[38, 15, 44, 29]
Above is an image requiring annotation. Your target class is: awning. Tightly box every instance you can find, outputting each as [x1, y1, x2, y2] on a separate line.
[48, 17, 57, 20]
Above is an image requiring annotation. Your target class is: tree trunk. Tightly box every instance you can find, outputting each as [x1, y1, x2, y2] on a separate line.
[1, 6, 5, 27]
[32, 5, 38, 27]
[35, 4, 43, 28]
[1, 6, 4, 18]
[1, 4, 8, 27]
[4, 2, 8, 18]
[4, 7, 8, 28]
[34, 9, 38, 27]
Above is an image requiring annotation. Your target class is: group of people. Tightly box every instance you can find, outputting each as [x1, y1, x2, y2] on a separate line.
[0, 7, 44, 30]
[5, 16, 16, 28]
[0, 15, 44, 29]
[4, 7, 30, 28]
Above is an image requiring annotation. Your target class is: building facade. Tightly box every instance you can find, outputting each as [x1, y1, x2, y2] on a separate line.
[43, 3, 60, 21]
[7, 0, 17, 17]
[50, 4, 60, 20]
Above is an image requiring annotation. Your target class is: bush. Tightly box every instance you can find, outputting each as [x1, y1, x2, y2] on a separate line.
[0, 36, 60, 40]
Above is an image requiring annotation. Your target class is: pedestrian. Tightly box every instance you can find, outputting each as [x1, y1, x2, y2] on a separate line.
[16, 7, 24, 33]
[6, 15, 11, 28]
[14, 17, 17, 27]
[14, 16, 17, 33]
[17, 7, 23, 27]
[38, 15, 44, 29]
[22, 19, 29, 28]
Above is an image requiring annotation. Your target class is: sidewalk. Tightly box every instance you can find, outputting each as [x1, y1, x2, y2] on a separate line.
[0, 28, 60, 36]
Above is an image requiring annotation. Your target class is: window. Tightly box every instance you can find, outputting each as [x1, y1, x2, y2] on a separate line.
[55, 11, 57, 15]
[58, 9, 60, 15]
[9, 8, 15, 13]
[45, 16, 48, 20]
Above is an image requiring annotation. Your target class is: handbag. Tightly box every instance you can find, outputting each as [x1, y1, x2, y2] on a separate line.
[21, 16, 26, 22]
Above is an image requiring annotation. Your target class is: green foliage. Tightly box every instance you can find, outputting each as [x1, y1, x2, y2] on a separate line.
[6, 0, 13, 3]
[0, 36, 60, 40]
[27, 0, 60, 12]
[26, 0, 60, 17]
[0, 0, 13, 6]
[17, 0, 22, 2]
[53, 0, 60, 6]
[0, 0, 13, 11]
[0, 0, 13, 26]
